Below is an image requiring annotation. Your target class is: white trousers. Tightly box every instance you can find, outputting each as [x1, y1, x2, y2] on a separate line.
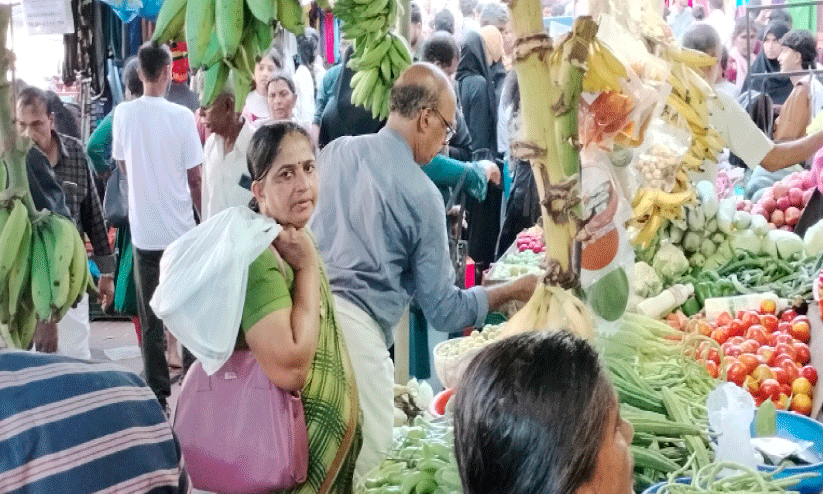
[57, 294, 91, 360]
[333, 295, 395, 484]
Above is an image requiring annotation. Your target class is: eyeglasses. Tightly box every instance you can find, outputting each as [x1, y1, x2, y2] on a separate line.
[427, 107, 456, 142]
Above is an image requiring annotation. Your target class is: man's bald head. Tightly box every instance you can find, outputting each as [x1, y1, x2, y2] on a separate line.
[390, 62, 455, 119]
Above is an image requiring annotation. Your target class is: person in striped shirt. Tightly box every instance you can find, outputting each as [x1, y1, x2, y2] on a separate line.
[0, 347, 191, 493]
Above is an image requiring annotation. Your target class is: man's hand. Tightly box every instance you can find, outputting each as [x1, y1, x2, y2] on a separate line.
[487, 273, 540, 311]
[479, 160, 501, 186]
[34, 321, 58, 353]
[98, 275, 115, 308]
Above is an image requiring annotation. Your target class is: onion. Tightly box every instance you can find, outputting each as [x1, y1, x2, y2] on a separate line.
[802, 172, 817, 190]
[789, 188, 804, 207]
[762, 197, 777, 214]
[785, 206, 802, 227]
[773, 183, 789, 199]
[803, 188, 815, 207]
[776, 196, 791, 211]
[772, 209, 785, 227]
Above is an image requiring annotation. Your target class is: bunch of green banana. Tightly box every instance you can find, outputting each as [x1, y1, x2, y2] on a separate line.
[332, 0, 412, 120]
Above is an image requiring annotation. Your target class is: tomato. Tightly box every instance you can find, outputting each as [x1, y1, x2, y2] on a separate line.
[781, 383, 793, 397]
[739, 354, 760, 374]
[742, 312, 760, 330]
[794, 342, 811, 365]
[780, 309, 798, 322]
[760, 378, 781, 399]
[780, 360, 800, 383]
[736, 310, 747, 320]
[758, 346, 777, 366]
[792, 377, 813, 396]
[775, 343, 797, 362]
[717, 312, 733, 327]
[745, 375, 761, 395]
[790, 320, 811, 344]
[760, 299, 777, 315]
[739, 340, 759, 354]
[705, 361, 719, 378]
[760, 314, 779, 332]
[792, 315, 811, 326]
[774, 394, 791, 410]
[776, 322, 792, 335]
[706, 348, 720, 365]
[771, 366, 789, 385]
[765, 332, 777, 347]
[727, 362, 748, 386]
[753, 364, 775, 382]
[791, 393, 813, 415]
[696, 320, 713, 337]
[800, 365, 818, 386]
[724, 345, 743, 358]
[728, 321, 745, 338]
[775, 334, 794, 346]
[745, 327, 767, 346]
[729, 336, 745, 346]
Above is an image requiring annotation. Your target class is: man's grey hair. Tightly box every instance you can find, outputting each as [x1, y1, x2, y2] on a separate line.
[479, 2, 508, 27]
[390, 83, 441, 119]
[460, 0, 478, 17]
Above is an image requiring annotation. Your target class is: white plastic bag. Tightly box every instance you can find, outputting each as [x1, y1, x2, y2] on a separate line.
[149, 207, 282, 375]
[707, 382, 758, 470]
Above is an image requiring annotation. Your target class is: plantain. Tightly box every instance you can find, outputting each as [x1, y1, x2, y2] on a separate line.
[215, 0, 244, 58]
[152, 0, 188, 44]
[200, 60, 230, 107]
[276, 0, 305, 35]
[185, 0, 216, 68]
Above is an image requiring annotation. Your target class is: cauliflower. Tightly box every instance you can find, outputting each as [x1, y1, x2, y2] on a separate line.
[652, 244, 690, 283]
[634, 262, 662, 298]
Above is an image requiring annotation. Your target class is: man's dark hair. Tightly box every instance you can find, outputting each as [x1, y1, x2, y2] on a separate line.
[454, 331, 614, 494]
[123, 57, 143, 97]
[17, 86, 50, 114]
[390, 81, 441, 119]
[709, 0, 724, 11]
[781, 29, 818, 69]
[432, 9, 455, 34]
[768, 8, 793, 27]
[720, 45, 729, 71]
[693, 5, 706, 20]
[460, 0, 478, 17]
[683, 23, 722, 55]
[479, 2, 508, 28]
[137, 41, 172, 82]
[421, 32, 460, 69]
[410, 2, 422, 25]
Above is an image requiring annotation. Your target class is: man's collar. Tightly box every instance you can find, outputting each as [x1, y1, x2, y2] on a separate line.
[33, 130, 68, 165]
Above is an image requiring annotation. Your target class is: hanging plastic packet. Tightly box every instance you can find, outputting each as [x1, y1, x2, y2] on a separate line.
[707, 382, 758, 471]
[629, 119, 691, 194]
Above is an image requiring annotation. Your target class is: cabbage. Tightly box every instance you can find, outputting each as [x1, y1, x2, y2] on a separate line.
[763, 230, 804, 260]
[732, 230, 762, 256]
[696, 181, 719, 218]
[683, 232, 702, 253]
[803, 219, 823, 257]
[717, 197, 737, 234]
[652, 244, 690, 283]
[751, 215, 770, 237]
[700, 238, 717, 257]
[633, 262, 662, 298]
[733, 210, 752, 230]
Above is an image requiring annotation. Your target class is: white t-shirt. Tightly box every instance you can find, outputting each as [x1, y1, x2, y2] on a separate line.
[293, 65, 316, 124]
[202, 120, 255, 220]
[696, 90, 774, 183]
[242, 91, 270, 123]
[112, 96, 204, 250]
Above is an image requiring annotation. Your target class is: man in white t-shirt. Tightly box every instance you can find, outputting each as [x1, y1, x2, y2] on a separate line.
[682, 24, 823, 183]
[112, 41, 204, 411]
[704, 0, 734, 46]
[200, 88, 255, 219]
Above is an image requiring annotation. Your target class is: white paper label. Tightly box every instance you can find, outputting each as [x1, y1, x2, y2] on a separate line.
[21, 0, 74, 35]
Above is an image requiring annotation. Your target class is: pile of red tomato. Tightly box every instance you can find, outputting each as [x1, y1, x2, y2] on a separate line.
[682, 300, 817, 416]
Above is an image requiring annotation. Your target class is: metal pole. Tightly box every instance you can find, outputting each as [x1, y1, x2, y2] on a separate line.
[745, 0, 821, 10]
[747, 68, 823, 78]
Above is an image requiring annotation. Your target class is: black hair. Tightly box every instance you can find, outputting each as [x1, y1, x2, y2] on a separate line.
[410, 2, 422, 25]
[709, 0, 724, 11]
[137, 41, 172, 82]
[390, 81, 441, 119]
[297, 27, 319, 68]
[454, 331, 614, 494]
[780, 29, 818, 69]
[768, 8, 793, 28]
[266, 72, 297, 96]
[421, 32, 460, 69]
[763, 19, 791, 42]
[123, 57, 143, 97]
[17, 86, 50, 114]
[479, 1, 508, 28]
[247, 122, 313, 212]
[693, 5, 706, 20]
[432, 8, 456, 34]
[682, 23, 722, 56]
[460, 0, 477, 17]
[720, 45, 729, 71]
[502, 70, 520, 113]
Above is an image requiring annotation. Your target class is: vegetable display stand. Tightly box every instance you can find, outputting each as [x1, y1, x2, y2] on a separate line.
[808, 303, 823, 419]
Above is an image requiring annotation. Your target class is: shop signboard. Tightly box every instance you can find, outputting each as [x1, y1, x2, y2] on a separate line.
[21, 0, 74, 35]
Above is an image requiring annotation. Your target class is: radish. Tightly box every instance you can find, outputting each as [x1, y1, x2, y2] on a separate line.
[802, 172, 817, 190]
[772, 209, 785, 227]
[762, 197, 777, 214]
[803, 188, 815, 207]
[785, 206, 801, 227]
[789, 188, 804, 207]
[776, 196, 791, 211]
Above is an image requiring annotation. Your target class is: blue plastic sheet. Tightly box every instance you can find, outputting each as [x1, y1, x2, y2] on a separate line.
[101, 0, 163, 24]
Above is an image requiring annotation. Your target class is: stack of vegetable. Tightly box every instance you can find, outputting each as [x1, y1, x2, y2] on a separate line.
[514, 228, 545, 254]
[675, 304, 817, 416]
[752, 171, 817, 232]
[653, 463, 815, 493]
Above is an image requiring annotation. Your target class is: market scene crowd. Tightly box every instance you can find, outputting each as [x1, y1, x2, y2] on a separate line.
[3, 0, 823, 492]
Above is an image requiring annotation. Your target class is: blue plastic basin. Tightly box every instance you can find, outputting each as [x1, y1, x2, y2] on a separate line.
[749, 410, 823, 494]
[641, 477, 690, 494]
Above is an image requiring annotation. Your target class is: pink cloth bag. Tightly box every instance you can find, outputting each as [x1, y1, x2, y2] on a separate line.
[174, 351, 309, 494]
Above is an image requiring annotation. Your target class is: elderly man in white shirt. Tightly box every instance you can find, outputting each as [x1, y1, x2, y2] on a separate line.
[200, 88, 255, 219]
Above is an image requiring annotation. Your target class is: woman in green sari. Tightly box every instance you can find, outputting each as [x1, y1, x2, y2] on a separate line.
[241, 122, 361, 493]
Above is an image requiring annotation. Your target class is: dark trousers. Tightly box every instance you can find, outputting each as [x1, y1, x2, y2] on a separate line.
[133, 247, 170, 405]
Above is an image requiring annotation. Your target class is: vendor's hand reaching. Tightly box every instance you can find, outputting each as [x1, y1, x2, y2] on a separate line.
[33, 320, 58, 353]
[511, 273, 540, 302]
[273, 226, 316, 271]
[479, 160, 501, 186]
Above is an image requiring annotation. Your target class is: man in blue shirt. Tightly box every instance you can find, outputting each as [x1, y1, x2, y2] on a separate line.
[311, 62, 537, 480]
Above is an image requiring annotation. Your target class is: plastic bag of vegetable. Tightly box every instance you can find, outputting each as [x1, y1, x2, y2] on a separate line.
[652, 244, 690, 283]
[803, 218, 823, 257]
[634, 261, 662, 298]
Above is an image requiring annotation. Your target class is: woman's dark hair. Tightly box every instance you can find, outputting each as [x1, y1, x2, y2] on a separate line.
[683, 23, 722, 56]
[247, 122, 313, 212]
[454, 331, 615, 494]
[250, 49, 284, 91]
[432, 9, 456, 34]
[720, 45, 729, 72]
[763, 20, 791, 42]
[123, 57, 143, 97]
[297, 27, 319, 69]
[421, 32, 460, 69]
[266, 72, 297, 96]
[780, 29, 818, 69]
[768, 8, 793, 28]
[693, 5, 706, 20]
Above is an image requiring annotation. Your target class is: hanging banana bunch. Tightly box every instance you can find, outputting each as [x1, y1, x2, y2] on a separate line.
[333, 0, 412, 120]
[153, 0, 302, 109]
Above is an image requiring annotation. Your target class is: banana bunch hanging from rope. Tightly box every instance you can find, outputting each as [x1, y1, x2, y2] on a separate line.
[0, 195, 95, 349]
[152, 0, 303, 109]
[497, 282, 596, 341]
[333, 0, 412, 120]
[659, 46, 726, 173]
